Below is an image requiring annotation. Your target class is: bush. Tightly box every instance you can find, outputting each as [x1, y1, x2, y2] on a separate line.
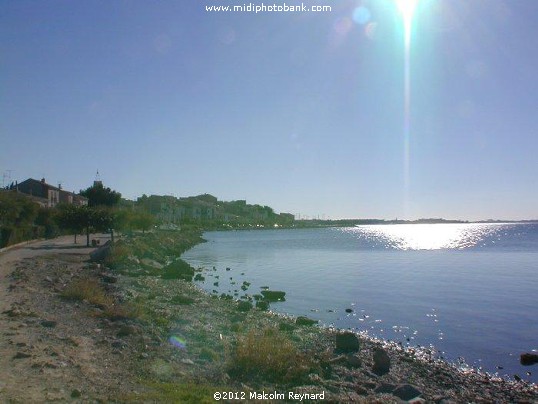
[228, 328, 310, 383]
[61, 278, 113, 307]
[101, 302, 143, 321]
[103, 243, 130, 268]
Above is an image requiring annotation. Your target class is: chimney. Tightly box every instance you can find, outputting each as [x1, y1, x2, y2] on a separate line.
[41, 178, 46, 184]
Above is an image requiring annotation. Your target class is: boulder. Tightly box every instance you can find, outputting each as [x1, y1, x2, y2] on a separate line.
[161, 259, 195, 281]
[372, 347, 391, 376]
[89, 241, 112, 262]
[335, 332, 360, 353]
[520, 353, 538, 366]
[346, 354, 362, 368]
[140, 258, 164, 269]
[237, 301, 253, 312]
[296, 316, 318, 326]
[256, 300, 270, 311]
[260, 290, 286, 302]
[392, 384, 422, 401]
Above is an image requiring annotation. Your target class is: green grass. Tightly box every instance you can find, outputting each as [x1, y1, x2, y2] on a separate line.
[228, 327, 311, 383]
[121, 381, 226, 403]
[61, 278, 113, 307]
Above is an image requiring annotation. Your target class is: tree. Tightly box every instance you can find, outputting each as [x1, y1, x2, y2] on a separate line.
[131, 211, 156, 233]
[80, 183, 121, 207]
[0, 191, 39, 227]
[0, 191, 39, 247]
[55, 204, 89, 244]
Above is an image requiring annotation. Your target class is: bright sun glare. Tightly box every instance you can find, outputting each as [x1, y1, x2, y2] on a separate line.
[396, 0, 419, 28]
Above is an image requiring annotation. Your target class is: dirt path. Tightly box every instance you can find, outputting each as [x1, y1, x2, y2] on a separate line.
[0, 234, 142, 402]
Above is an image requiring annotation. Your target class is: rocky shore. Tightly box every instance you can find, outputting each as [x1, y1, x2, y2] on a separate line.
[1, 231, 537, 402]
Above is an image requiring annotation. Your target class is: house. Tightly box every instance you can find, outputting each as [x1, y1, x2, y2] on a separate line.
[16, 178, 88, 208]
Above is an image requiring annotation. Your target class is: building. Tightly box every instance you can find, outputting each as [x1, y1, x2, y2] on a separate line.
[15, 178, 88, 208]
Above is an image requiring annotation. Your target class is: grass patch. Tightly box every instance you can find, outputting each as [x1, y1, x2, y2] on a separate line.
[170, 295, 195, 305]
[228, 327, 310, 383]
[121, 381, 221, 403]
[103, 244, 130, 268]
[101, 302, 143, 321]
[61, 278, 113, 307]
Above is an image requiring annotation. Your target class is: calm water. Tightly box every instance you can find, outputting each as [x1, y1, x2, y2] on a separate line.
[182, 223, 538, 382]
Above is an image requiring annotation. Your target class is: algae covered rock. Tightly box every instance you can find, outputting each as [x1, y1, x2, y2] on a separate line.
[161, 259, 195, 281]
[237, 301, 253, 312]
[295, 316, 318, 326]
[335, 331, 360, 353]
[255, 300, 270, 311]
[260, 290, 286, 302]
[372, 347, 391, 376]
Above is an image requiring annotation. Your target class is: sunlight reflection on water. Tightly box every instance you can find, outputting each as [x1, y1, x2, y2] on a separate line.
[344, 223, 505, 250]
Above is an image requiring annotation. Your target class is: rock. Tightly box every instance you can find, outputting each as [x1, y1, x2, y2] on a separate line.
[392, 384, 422, 401]
[345, 308, 353, 313]
[279, 322, 295, 332]
[260, 290, 286, 302]
[141, 258, 164, 269]
[372, 347, 391, 376]
[13, 352, 32, 359]
[89, 241, 112, 262]
[520, 353, 538, 366]
[161, 260, 195, 281]
[117, 325, 138, 337]
[181, 358, 195, 365]
[40, 320, 57, 328]
[374, 383, 396, 394]
[237, 301, 253, 312]
[335, 332, 360, 353]
[255, 301, 270, 311]
[296, 316, 318, 326]
[346, 354, 362, 368]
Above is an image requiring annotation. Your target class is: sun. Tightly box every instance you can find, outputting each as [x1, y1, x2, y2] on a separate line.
[396, 0, 419, 30]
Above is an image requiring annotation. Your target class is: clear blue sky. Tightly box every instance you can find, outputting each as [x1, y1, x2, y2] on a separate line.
[1, 0, 537, 220]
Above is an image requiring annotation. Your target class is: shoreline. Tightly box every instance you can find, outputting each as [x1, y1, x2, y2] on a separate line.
[1, 231, 537, 402]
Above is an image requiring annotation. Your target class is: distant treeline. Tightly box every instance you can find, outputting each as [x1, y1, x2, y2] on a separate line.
[295, 218, 469, 228]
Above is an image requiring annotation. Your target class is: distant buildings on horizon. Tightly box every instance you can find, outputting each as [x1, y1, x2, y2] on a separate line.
[3, 178, 88, 208]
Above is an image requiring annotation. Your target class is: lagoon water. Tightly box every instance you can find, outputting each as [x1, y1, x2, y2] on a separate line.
[182, 223, 538, 382]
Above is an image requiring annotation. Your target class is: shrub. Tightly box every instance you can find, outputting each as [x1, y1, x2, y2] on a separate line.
[101, 302, 143, 321]
[228, 328, 310, 383]
[103, 243, 130, 268]
[61, 278, 113, 307]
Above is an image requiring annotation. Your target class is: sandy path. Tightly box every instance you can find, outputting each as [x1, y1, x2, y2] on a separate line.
[0, 234, 124, 402]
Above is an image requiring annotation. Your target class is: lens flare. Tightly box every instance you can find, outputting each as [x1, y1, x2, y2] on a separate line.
[352, 6, 371, 25]
[169, 335, 187, 350]
[396, 0, 419, 217]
